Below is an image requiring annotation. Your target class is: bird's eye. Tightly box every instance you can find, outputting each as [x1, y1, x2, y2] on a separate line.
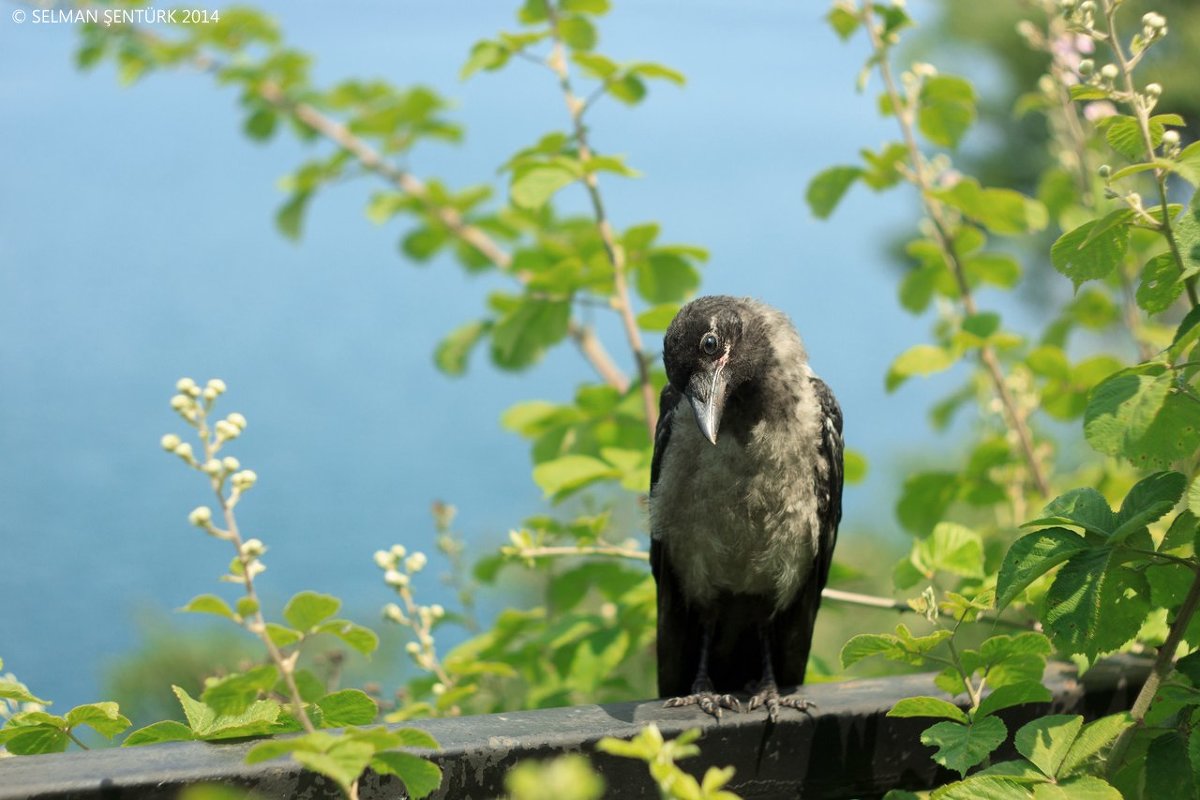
[700, 333, 719, 355]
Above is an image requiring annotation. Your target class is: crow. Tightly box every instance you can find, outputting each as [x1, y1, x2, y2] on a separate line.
[649, 295, 843, 722]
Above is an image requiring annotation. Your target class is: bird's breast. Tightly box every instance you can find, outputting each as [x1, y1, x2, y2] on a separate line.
[649, 401, 823, 611]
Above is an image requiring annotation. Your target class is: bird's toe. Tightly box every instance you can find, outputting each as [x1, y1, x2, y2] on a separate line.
[663, 691, 741, 720]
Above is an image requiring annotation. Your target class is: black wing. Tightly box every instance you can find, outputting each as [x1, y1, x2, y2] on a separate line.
[768, 375, 844, 687]
[649, 384, 703, 697]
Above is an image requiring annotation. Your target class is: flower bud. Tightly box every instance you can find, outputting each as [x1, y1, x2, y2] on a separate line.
[206, 379, 227, 395]
[390, 544, 408, 559]
[374, 550, 394, 570]
[1100, 64, 1119, 80]
[241, 538, 266, 557]
[226, 413, 247, 430]
[174, 442, 194, 461]
[231, 470, 257, 490]
[405, 641, 421, 655]
[385, 569, 409, 587]
[170, 394, 191, 411]
[1145, 82, 1163, 97]
[215, 420, 240, 441]
[1163, 129, 1180, 147]
[430, 604, 445, 619]
[1078, 59, 1093, 76]
[222, 456, 240, 472]
[1098, 163, 1112, 178]
[202, 387, 218, 402]
[189, 506, 213, 527]
[431, 682, 446, 696]
[1128, 192, 1142, 207]
[202, 459, 223, 476]
[384, 603, 406, 623]
[176, 378, 198, 394]
[161, 433, 182, 451]
[405, 552, 427, 573]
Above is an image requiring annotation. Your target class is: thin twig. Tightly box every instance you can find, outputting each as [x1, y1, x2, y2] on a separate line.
[126, 27, 631, 392]
[544, 2, 659, 438]
[861, 3, 1051, 497]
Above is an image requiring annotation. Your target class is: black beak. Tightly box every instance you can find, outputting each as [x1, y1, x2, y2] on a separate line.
[685, 365, 728, 445]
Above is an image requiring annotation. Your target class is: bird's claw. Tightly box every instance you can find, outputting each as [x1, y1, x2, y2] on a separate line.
[664, 691, 741, 720]
[748, 685, 814, 723]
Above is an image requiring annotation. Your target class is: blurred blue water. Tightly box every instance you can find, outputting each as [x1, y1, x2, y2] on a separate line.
[0, 0, 1012, 708]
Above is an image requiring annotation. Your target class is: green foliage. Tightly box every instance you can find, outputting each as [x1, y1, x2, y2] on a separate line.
[597, 725, 742, 800]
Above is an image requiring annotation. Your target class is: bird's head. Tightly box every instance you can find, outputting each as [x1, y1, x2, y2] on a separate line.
[662, 296, 771, 445]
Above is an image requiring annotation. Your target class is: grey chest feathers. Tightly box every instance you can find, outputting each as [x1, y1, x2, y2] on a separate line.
[649, 381, 827, 612]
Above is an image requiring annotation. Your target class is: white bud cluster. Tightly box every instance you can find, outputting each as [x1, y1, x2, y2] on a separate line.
[1142, 11, 1167, 40]
[188, 506, 213, 527]
[231, 470, 257, 491]
[1162, 129, 1181, 152]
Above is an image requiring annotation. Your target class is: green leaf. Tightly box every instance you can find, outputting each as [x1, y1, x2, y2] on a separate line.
[0, 678, 48, 706]
[294, 739, 376, 795]
[1, 724, 69, 755]
[434, 320, 490, 376]
[490, 297, 571, 370]
[1051, 216, 1130, 288]
[401, 227, 446, 262]
[888, 696, 967, 723]
[886, 344, 957, 392]
[201, 665, 279, 715]
[627, 61, 686, 86]
[934, 178, 1047, 235]
[561, 0, 610, 14]
[921, 522, 985, 579]
[179, 594, 238, 621]
[1044, 549, 1150, 658]
[996, 527, 1088, 608]
[636, 303, 680, 332]
[635, 251, 701, 304]
[172, 685, 281, 739]
[243, 107, 278, 141]
[372, 751, 444, 799]
[1015, 715, 1082, 778]
[965, 252, 1021, 288]
[840, 626, 952, 668]
[532, 455, 619, 498]
[265, 623, 303, 648]
[826, 6, 860, 40]
[1173, 140, 1200, 187]
[896, 472, 959, 536]
[844, 449, 868, 484]
[1058, 712, 1133, 778]
[921, 717, 1008, 776]
[64, 702, 130, 739]
[607, 74, 647, 105]
[317, 689, 378, 726]
[284, 591, 341, 632]
[315, 619, 380, 656]
[510, 164, 578, 209]
[934, 775, 1038, 800]
[1103, 115, 1154, 161]
[1173, 191, 1200, 278]
[1111, 471, 1187, 542]
[978, 682, 1052, 719]
[122, 720, 196, 747]
[461, 40, 509, 80]
[918, 75, 977, 148]
[1085, 365, 1200, 469]
[276, 191, 312, 242]
[557, 15, 597, 51]
[1032, 777, 1121, 800]
[1147, 732, 1196, 800]
[806, 166, 863, 219]
[1137, 252, 1184, 313]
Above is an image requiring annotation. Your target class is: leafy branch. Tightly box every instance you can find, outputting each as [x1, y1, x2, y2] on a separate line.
[857, 2, 1051, 497]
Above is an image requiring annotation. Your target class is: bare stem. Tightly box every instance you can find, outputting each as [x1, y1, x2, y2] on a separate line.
[861, 3, 1051, 497]
[1101, 0, 1197, 308]
[544, 3, 658, 437]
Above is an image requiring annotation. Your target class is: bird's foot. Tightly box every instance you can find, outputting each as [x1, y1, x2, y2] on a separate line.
[664, 687, 741, 720]
[748, 683, 815, 723]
